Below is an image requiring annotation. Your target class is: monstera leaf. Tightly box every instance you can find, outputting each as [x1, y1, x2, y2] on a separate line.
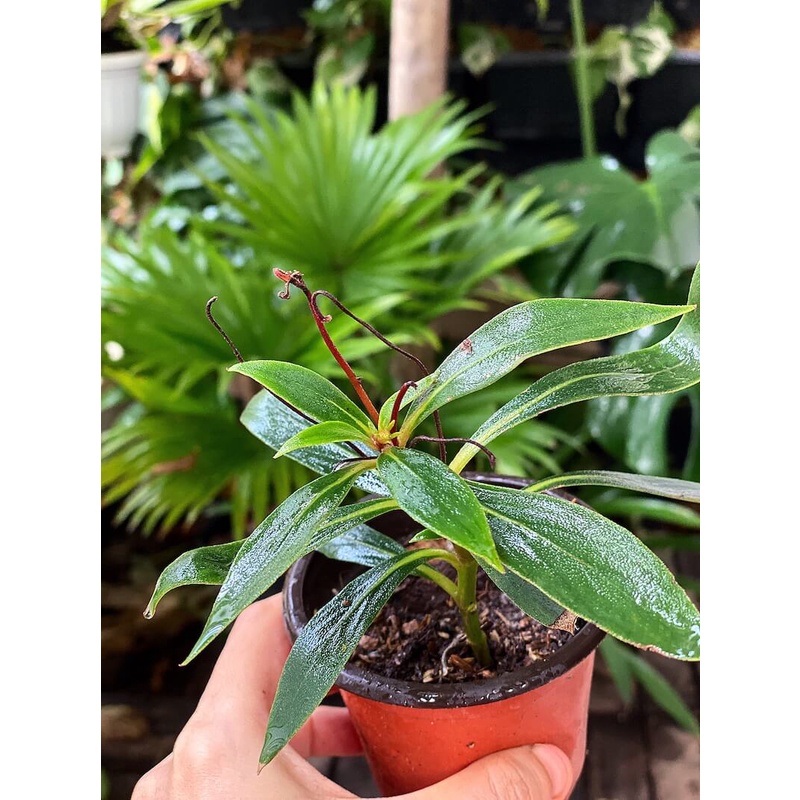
[513, 131, 699, 298]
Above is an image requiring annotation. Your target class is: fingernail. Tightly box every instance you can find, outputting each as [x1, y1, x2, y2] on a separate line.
[531, 744, 572, 799]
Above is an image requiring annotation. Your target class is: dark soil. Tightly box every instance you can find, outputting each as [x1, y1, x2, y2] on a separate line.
[350, 569, 575, 684]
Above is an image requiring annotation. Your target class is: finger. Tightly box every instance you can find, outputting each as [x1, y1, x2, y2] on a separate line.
[194, 595, 291, 726]
[131, 753, 173, 800]
[292, 705, 364, 758]
[394, 744, 573, 800]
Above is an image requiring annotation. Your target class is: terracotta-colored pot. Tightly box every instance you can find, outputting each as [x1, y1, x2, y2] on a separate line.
[283, 474, 605, 795]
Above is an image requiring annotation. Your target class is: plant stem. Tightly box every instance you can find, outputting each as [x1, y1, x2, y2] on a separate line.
[453, 545, 493, 667]
[569, 0, 597, 158]
[274, 270, 381, 425]
[417, 564, 459, 599]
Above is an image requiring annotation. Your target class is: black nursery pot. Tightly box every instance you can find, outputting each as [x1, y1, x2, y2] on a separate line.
[282, 473, 605, 795]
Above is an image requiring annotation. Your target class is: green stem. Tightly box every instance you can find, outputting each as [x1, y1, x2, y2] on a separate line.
[417, 564, 459, 599]
[453, 545, 493, 667]
[569, 0, 597, 158]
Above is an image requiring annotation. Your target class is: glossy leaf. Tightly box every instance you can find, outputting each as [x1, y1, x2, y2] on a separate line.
[376, 448, 501, 569]
[308, 498, 399, 552]
[591, 496, 700, 529]
[481, 564, 565, 627]
[229, 360, 375, 434]
[399, 298, 692, 432]
[451, 266, 700, 472]
[274, 421, 370, 459]
[241, 390, 386, 495]
[145, 540, 243, 618]
[453, 266, 699, 470]
[514, 131, 699, 297]
[261, 548, 439, 766]
[587, 266, 700, 476]
[472, 483, 700, 659]
[525, 471, 699, 503]
[318, 523, 406, 567]
[145, 497, 398, 617]
[183, 462, 368, 663]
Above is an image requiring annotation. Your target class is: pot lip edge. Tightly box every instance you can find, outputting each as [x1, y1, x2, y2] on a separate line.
[283, 471, 607, 709]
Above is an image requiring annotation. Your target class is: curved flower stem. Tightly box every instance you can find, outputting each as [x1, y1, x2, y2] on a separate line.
[207, 295, 368, 458]
[274, 270, 380, 426]
[312, 289, 447, 461]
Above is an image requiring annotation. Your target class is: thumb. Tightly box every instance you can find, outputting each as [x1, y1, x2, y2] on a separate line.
[397, 744, 573, 800]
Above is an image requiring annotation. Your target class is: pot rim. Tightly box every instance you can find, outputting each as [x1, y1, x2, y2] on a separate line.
[101, 50, 147, 70]
[283, 472, 606, 710]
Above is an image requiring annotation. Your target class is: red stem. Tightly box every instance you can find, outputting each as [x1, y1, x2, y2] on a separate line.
[274, 270, 380, 426]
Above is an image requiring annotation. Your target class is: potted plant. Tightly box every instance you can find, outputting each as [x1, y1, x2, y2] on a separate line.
[101, 0, 235, 160]
[145, 263, 700, 794]
[101, 1, 148, 159]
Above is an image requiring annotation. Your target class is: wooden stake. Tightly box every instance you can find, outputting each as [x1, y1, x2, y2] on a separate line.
[388, 0, 450, 121]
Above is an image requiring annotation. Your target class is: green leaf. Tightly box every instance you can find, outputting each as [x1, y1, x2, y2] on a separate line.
[240, 390, 386, 495]
[472, 483, 700, 659]
[261, 548, 438, 766]
[376, 448, 501, 568]
[198, 85, 489, 303]
[591, 496, 700, 529]
[525, 471, 699, 503]
[145, 497, 399, 616]
[308, 498, 400, 552]
[586, 266, 700, 475]
[274, 420, 371, 459]
[318, 523, 406, 567]
[451, 265, 700, 471]
[400, 298, 692, 432]
[229, 361, 375, 434]
[514, 132, 699, 297]
[606, 638, 700, 734]
[481, 564, 565, 627]
[144, 540, 243, 618]
[599, 637, 635, 705]
[183, 462, 368, 663]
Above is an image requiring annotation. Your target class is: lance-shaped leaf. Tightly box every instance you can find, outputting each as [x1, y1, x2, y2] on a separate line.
[261, 548, 439, 766]
[376, 448, 502, 569]
[274, 421, 371, 459]
[183, 462, 368, 664]
[144, 540, 243, 618]
[481, 563, 566, 629]
[230, 360, 376, 434]
[241, 390, 387, 495]
[399, 298, 692, 433]
[317, 523, 406, 567]
[308, 498, 399, 552]
[589, 495, 700, 529]
[472, 483, 700, 659]
[525, 471, 700, 503]
[450, 267, 700, 471]
[599, 637, 636, 706]
[146, 497, 399, 619]
[600, 638, 699, 734]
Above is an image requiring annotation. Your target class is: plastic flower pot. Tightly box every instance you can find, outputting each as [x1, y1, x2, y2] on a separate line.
[101, 50, 146, 159]
[282, 473, 605, 796]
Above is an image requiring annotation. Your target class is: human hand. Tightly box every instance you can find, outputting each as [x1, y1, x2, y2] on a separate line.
[132, 595, 573, 800]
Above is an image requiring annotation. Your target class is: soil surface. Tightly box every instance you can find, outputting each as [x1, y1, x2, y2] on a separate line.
[351, 568, 575, 683]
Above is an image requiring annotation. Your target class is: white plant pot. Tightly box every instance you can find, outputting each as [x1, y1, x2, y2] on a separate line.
[101, 50, 146, 159]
